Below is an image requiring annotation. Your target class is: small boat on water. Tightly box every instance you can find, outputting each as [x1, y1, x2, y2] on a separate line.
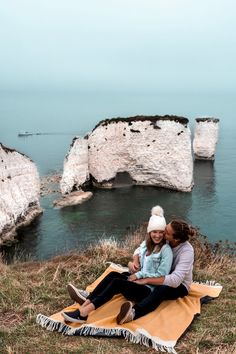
[18, 131, 33, 137]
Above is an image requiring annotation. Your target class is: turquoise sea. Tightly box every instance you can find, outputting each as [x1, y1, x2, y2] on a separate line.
[0, 90, 236, 260]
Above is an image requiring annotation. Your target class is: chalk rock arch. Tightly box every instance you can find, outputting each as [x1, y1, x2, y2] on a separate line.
[61, 115, 194, 193]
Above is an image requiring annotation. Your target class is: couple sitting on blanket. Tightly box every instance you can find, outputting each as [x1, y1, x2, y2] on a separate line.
[62, 205, 195, 325]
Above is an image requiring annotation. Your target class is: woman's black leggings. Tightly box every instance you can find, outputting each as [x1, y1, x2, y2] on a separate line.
[87, 271, 152, 309]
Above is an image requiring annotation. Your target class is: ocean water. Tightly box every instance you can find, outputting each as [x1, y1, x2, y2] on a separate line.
[0, 90, 236, 261]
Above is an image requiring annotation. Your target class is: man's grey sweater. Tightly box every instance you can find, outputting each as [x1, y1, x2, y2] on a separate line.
[163, 241, 194, 290]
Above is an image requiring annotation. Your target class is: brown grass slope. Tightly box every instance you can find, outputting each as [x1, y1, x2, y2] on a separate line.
[0, 226, 235, 354]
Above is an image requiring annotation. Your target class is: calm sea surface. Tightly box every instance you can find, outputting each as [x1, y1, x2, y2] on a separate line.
[0, 90, 236, 261]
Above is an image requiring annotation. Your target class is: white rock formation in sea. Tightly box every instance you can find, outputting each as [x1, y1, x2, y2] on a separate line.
[61, 116, 194, 193]
[0, 143, 42, 246]
[60, 137, 90, 195]
[193, 118, 220, 160]
[53, 191, 93, 208]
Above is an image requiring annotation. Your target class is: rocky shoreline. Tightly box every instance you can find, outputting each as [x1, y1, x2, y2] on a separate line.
[53, 190, 93, 208]
[40, 174, 61, 196]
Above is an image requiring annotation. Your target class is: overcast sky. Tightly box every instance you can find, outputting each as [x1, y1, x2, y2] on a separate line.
[0, 0, 235, 92]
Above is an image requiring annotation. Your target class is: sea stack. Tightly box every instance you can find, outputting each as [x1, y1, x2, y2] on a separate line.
[0, 143, 42, 246]
[61, 115, 194, 193]
[193, 118, 220, 160]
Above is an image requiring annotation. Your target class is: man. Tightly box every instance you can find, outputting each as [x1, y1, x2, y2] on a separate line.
[116, 219, 195, 323]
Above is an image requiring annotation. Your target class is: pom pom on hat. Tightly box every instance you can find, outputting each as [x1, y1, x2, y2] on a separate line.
[147, 205, 166, 233]
[151, 205, 164, 217]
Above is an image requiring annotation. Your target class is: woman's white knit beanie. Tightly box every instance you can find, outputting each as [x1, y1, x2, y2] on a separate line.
[147, 205, 166, 233]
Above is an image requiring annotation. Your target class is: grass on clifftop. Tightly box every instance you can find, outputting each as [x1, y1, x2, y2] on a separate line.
[0, 226, 235, 354]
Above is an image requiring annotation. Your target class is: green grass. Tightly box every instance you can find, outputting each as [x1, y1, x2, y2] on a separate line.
[0, 229, 235, 354]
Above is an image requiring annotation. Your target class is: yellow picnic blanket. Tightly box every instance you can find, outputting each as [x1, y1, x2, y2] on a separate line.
[36, 263, 222, 353]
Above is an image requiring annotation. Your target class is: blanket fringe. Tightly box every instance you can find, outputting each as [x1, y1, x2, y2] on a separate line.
[78, 325, 177, 353]
[193, 280, 222, 287]
[36, 316, 176, 353]
[36, 314, 73, 335]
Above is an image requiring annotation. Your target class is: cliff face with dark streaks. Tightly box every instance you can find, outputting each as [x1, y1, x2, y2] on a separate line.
[0, 143, 42, 246]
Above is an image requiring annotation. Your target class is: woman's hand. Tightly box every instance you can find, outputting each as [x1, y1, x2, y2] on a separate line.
[128, 274, 138, 281]
[128, 261, 140, 274]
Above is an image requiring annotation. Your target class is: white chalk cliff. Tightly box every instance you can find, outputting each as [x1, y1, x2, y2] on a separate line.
[60, 137, 90, 195]
[0, 143, 42, 245]
[193, 118, 219, 160]
[61, 116, 194, 193]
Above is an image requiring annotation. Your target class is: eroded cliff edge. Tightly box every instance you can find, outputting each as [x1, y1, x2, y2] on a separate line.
[0, 143, 43, 246]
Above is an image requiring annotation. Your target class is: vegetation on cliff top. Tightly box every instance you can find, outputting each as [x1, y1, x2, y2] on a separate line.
[0, 226, 235, 354]
[92, 115, 189, 133]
